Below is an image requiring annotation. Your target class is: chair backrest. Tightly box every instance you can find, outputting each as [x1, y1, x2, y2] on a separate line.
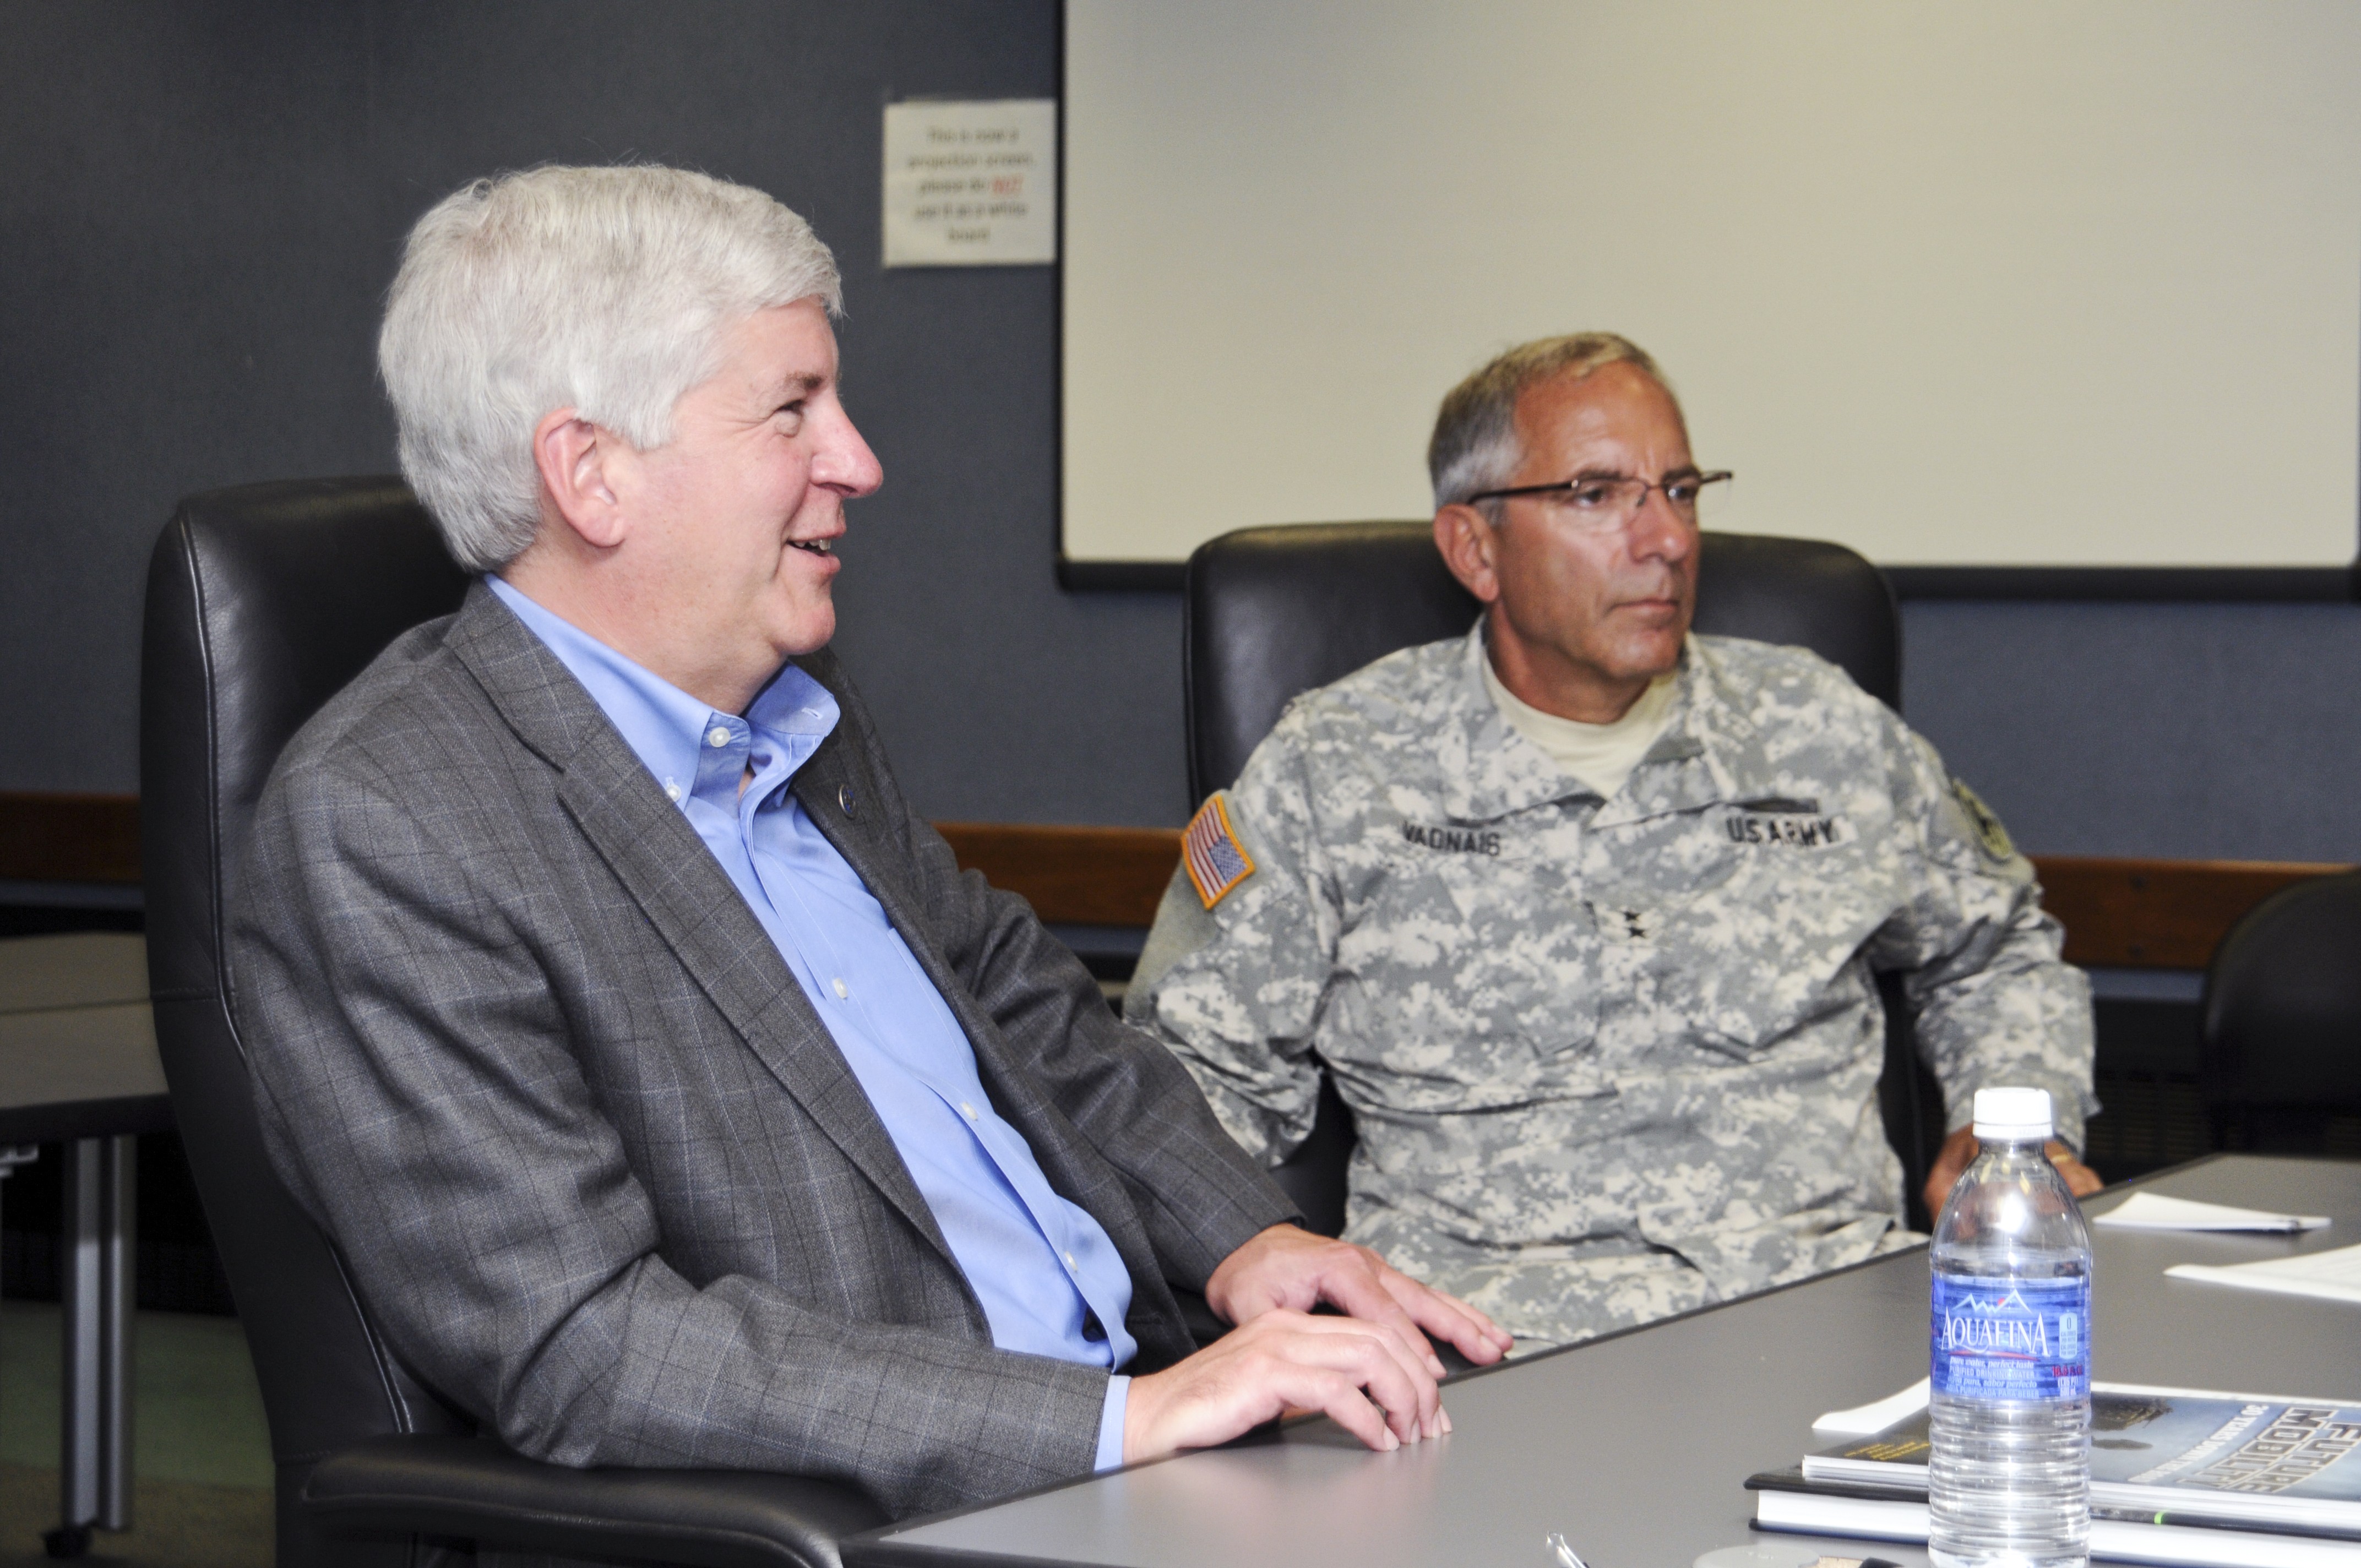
[140, 477, 475, 1561]
[1178, 521, 1922, 1235]
[1184, 522, 1901, 804]
[2200, 872, 2361, 1153]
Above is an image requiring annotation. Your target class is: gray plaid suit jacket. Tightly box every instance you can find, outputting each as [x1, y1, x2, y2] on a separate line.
[229, 583, 1296, 1518]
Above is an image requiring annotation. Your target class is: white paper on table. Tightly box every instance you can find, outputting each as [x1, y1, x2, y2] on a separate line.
[2093, 1190, 2331, 1232]
[1811, 1376, 1929, 1436]
[2166, 1240, 2361, 1306]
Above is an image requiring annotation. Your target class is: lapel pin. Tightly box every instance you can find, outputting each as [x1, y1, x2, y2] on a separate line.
[838, 783, 858, 817]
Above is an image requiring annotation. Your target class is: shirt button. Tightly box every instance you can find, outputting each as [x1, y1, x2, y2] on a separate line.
[831, 977, 848, 999]
[959, 1102, 977, 1122]
[1062, 1251, 1079, 1273]
[664, 782, 682, 802]
[707, 726, 731, 748]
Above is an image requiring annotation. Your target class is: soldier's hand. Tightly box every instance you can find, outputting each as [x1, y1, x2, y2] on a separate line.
[1122, 1307, 1445, 1463]
[1205, 1223, 1514, 1373]
[1923, 1126, 2104, 1219]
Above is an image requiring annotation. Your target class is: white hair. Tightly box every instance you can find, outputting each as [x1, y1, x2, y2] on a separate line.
[378, 165, 844, 572]
[1427, 333, 1675, 515]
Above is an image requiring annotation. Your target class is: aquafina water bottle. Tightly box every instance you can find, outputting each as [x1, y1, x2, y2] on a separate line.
[1928, 1086, 2093, 1568]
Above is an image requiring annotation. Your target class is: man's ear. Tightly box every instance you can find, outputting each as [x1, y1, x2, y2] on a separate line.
[1434, 505, 1503, 606]
[532, 409, 629, 551]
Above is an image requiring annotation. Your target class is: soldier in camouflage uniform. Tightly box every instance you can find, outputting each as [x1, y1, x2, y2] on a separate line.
[1126, 334, 2098, 1351]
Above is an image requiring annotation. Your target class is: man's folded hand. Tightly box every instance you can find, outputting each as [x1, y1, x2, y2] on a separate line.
[1205, 1222, 1514, 1371]
[1923, 1126, 2104, 1221]
[1122, 1307, 1443, 1462]
[1120, 1224, 1515, 1464]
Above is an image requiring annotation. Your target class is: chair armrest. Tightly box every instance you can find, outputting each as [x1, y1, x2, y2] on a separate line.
[300, 1433, 887, 1568]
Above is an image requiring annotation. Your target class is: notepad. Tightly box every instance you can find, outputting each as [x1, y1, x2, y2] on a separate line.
[1811, 1378, 1930, 1438]
[2167, 1240, 2361, 1306]
[2095, 1191, 2332, 1233]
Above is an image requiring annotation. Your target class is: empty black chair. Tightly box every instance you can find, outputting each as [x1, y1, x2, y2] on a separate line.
[1178, 521, 1933, 1234]
[2200, 872, 2361, 1155]
[142, 476, 884, 1567]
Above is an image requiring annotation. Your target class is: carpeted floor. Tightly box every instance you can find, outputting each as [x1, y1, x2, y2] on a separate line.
[0, 1465, 270, 1568]
[0, 1303, 271, 1565]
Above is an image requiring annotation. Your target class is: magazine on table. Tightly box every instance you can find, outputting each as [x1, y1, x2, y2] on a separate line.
[1745, 1384, 2361, 1568]
[1802, 1386, 2361, 1534]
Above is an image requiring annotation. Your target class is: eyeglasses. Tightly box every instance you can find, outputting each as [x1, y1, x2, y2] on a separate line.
[1465, 469, 1732, 529]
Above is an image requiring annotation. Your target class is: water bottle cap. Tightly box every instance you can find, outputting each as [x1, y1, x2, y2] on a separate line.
[1972, 1085, 2053, 1141]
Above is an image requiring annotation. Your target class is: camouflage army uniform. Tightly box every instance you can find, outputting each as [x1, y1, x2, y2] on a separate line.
[1126, 625, 2095, 1349]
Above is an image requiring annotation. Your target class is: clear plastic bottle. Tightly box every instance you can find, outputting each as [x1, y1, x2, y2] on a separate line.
[1927, 1086, 2093, 1568]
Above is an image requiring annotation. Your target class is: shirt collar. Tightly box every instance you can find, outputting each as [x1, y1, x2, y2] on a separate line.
[1442, 617, 1732, 825]
[486, 575, 839, 812]
[1437, 624, 1595, 823]
[1592, 640, 1738, 829]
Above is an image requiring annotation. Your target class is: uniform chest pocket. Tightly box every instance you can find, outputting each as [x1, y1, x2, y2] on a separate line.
[1590, 810, 1890, 1060]
[1335, 844, 1602, 1080]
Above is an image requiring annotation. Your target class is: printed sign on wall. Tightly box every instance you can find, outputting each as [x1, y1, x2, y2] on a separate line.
[882, 99, 1057, 266]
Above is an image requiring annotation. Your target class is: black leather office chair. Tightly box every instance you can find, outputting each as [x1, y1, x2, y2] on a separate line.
[142, 477, 885, 1568]
[1178, 521, 1939, 1234]
[1184, 523, 1901, 804]
[2199, 872, 2361, 1155]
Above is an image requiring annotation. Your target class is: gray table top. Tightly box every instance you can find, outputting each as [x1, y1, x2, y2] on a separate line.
[0, 933, 148, 1016]
[0, 937, 170, 1144]
[850, 1155, 2361, 1568]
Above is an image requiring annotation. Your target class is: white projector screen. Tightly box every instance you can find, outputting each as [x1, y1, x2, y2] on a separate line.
[1062, 1, 2361, 569]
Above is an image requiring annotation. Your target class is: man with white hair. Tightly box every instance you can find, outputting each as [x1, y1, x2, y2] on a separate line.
[231, 165, 1508, 1521]
[1128, 333, 2101, 1352]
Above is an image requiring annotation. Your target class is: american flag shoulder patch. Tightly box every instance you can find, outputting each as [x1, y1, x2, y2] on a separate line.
[1181, 793, 1256, 910]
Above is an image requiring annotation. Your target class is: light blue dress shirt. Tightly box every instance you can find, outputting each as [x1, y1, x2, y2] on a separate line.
[488, 578, 1133, 1469]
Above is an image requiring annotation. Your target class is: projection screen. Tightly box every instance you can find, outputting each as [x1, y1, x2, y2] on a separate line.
[1062, 1, 2361, 570]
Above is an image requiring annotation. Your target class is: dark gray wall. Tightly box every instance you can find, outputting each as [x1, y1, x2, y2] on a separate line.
[6, 1, 2360, 857]
[1905, 601, 2361, 863]
[2, 0, 1183, 826]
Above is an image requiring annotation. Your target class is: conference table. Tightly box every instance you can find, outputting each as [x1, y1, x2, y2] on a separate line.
[0, 933, 172, 1556]
[846, 1154, 2360, 1568]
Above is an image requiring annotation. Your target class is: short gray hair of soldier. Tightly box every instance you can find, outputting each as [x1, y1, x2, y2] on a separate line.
[378, 165, 844, 573]
[1426, 333, 1680, 515]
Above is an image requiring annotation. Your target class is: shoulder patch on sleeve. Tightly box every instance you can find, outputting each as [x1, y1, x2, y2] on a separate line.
[1181, 792, 1257, 909]
[1951, 778, 2016, 864]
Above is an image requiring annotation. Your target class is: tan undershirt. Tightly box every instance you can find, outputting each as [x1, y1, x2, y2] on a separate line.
[1481, 654, 1679, 801]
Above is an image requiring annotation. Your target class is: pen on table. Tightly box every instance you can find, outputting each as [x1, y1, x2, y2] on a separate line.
[2093, 1503, 2359, 1542]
